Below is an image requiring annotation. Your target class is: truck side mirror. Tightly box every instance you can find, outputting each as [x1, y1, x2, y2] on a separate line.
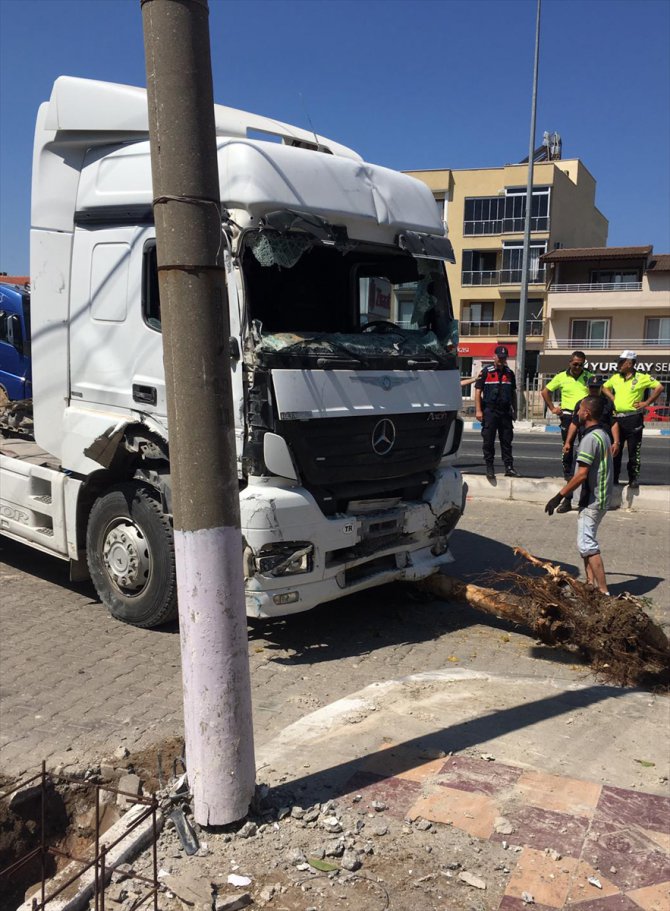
[7, 314, 24, 355]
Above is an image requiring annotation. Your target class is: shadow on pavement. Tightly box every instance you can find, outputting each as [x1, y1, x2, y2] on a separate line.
[607, 574, 665, 598]
[249, 529, 583, 666]
[268, 684, 632, 807]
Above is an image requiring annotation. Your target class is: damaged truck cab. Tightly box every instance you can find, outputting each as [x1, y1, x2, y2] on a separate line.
[0, 77, 465, 627]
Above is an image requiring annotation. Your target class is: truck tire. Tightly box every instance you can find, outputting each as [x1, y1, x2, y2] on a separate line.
[86, 482, 178, 628]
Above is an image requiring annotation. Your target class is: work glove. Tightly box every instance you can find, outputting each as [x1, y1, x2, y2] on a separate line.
[544, 493, 564, 516]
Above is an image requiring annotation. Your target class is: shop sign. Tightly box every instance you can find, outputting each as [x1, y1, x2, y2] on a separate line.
[458, 342, 518, 357]
[539, 353, 670, 375]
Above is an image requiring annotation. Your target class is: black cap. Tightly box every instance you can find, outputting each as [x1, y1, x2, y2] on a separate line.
[588, 375, 605, 388]
[494, 345, 509, 358]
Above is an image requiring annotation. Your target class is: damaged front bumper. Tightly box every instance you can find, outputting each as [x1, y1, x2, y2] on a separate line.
[240, 465, 464, 618]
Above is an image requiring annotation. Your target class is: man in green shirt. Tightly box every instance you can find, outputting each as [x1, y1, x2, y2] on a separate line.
[602, 350, 663, 488]
[545, 395, 613, 595]
[541, 351, 593, 505]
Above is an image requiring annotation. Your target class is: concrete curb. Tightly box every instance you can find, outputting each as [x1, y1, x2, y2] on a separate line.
[463, 420, 670, 436]
[463, 473, 670, 513]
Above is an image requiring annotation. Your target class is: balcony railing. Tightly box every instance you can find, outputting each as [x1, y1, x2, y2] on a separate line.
[550, 282, 642, 293]
[462, 269, 546, 286]
[461, 270, 500, 286]
[460, 320, 545, 337]
[545, 337, 668, 350]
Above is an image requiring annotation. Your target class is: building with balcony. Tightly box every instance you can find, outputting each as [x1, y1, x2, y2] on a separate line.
[404, 159, 608, 381]
[540, 247, 670, 392]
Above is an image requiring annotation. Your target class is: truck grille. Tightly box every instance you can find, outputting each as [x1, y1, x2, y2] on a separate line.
[278, 412, 454, 512]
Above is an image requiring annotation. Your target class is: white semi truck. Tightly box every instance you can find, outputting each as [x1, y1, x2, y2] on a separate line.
[0, 77, 465, 628]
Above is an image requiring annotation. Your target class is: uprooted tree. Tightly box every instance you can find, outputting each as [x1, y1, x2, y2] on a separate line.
[418, 548, 669, 689]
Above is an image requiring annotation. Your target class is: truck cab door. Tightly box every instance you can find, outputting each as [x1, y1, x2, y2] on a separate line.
[69, 225, 166, 418]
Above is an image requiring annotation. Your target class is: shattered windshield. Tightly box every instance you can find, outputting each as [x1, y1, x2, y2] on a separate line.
[241, 230, 458, 368]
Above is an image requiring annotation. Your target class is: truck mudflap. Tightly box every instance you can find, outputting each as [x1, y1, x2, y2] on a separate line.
[240, 465, 464, 618]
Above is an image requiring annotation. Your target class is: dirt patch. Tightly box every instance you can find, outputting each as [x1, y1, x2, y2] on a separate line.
[0, 778, 69, 908]
[121, 736, 185, 794]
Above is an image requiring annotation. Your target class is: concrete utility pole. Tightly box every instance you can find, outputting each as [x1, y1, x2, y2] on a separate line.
[517, 0, 542, 418]
[141, 0, 255, 825]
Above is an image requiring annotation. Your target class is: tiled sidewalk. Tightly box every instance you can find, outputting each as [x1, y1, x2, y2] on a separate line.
[344, 746, 670, 910]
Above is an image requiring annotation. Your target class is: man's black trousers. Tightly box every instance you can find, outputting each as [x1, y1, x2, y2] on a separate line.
[481, 408, 514, 467]
[613, 412, 644, 483]
[559, 411, 575, 479]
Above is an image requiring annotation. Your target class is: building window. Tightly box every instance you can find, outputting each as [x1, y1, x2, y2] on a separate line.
[501, 300, 544, 335]
[645, 317, 670, 344]
[463, 187, 550, 236]
[461, 302, 495, 336]
[590, 269, 640, 284]
[501, 242, 547, 284]
[570, 318, 610, 347]
[461, 250, 498, 285]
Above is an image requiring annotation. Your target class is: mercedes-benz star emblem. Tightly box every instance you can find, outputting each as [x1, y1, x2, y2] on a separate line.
[371, 418, 396, 456]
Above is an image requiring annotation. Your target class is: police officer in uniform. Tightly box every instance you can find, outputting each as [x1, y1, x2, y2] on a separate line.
[603, 350, 663, 488]
[540, 350, 593, 484]
[475, 345, 519, 480]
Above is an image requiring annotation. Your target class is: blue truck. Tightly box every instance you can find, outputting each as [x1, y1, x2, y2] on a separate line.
[0, 282, 31, 402]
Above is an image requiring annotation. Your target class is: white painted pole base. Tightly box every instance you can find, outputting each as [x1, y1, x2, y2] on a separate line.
[174, 525, 255, 826]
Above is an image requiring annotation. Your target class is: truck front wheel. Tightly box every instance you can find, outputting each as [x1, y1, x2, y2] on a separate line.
[86, 482, 178, 628]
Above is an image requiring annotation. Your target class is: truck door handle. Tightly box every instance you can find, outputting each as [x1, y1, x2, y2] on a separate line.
[132, 384, 157, 406]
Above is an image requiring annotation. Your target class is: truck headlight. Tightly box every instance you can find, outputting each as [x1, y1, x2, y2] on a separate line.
[255, 542, 314, 576]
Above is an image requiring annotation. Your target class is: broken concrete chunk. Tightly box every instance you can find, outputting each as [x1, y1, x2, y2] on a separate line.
[494, 816, 515, 835]
[521, 892, 535, 904]
[321, 815, 342, 833]
[117, 773, 142, 810]
[588, 876, 602, 889]
[237, 821, 257, 839]
[324, 839, 345, 857]
[340, 849, 361, 872]
[163, 872, 213, 906]
[214, 894, 252, 911]
[458, 871, 487, 889]
[227, 874, 252, 887]
[414, 818, 433, 831]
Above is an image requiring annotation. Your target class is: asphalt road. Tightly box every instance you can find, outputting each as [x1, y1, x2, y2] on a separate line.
[454, 429, 670, 485]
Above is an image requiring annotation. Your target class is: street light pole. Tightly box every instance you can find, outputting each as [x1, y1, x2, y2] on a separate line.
[141, 0, 255, 826]
[517, 0, 542, 418]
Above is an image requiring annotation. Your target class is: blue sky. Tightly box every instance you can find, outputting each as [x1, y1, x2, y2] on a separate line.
[1, 0, 669, 274]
